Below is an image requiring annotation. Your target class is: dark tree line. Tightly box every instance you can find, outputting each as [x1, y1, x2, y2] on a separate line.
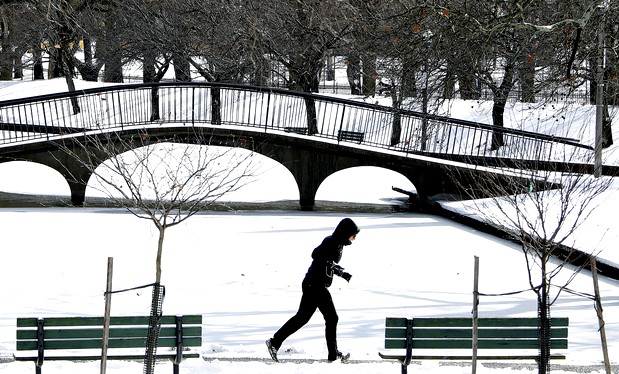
[0, 0, 616, 144]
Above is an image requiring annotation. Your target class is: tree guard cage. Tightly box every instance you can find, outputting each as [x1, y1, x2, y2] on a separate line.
[538, 285, 551, 374]
[144, 283, 165, 374]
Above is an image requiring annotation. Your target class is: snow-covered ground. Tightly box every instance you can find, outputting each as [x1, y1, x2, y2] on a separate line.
[0, 78, 618, 373]
[1, 208, 618, 374]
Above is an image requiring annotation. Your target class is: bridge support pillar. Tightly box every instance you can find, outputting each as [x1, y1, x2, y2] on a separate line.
[68, 181, 86, 206]
[299, 196, 315, 211]
[259, 144, 342, 212]
[17, 148, 94, 207]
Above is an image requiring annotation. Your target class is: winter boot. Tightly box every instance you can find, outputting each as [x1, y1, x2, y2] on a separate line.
[266, 339, 279, 362]
[328, 350, 350, 362]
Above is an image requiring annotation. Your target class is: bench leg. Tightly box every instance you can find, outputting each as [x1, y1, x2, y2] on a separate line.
[36, 364, 41, 374]
[173, 362, 179, 374]
[401, 363, 407, 374]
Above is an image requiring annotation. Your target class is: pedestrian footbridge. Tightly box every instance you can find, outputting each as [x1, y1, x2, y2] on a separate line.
[0, 82, 597, 210]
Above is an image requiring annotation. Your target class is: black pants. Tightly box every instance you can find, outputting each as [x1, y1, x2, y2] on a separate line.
[272, 279, 339, 358]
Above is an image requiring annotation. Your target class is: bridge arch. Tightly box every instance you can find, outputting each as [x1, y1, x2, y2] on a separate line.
[315, 166, 416, 205]
[0, 160, 71, 197]
[84, 144, 300, 204]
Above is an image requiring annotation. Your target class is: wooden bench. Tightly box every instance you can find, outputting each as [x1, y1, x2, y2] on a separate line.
[379, 317, 568, 373]
[284, 126, 309, 135]
[337, 130, 364, 143]
[15, 315, 202, 374]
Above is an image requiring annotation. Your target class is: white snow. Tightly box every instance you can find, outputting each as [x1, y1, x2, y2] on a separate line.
[0, 79, 618, 373]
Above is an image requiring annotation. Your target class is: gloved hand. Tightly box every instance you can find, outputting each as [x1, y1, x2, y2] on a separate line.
[331, 263, 351, 282]
[332, 264, 345, 275]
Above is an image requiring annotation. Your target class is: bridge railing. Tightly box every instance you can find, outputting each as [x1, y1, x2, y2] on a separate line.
[0, 82, 592, 162]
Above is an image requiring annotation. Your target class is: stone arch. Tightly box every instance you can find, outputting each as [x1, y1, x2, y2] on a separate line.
[252, 144, 356, 211]
[0, 160, 72, 196]
[315, 166, 417, 204]
[85, 143, 300, 203]
[14, 147, 106, 206]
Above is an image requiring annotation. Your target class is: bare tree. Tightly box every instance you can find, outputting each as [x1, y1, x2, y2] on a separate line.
[55, 128, 258, 374]
[0, 4, 31, 80]
[238, 0, 358, 134]
[448, 144, 612, 373]
[428, 0, 609, 150]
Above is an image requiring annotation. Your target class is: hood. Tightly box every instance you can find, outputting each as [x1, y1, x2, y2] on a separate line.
[332, 218, 360, 245]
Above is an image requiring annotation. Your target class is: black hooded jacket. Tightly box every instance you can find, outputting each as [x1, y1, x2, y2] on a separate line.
[304, 218, 360, 288]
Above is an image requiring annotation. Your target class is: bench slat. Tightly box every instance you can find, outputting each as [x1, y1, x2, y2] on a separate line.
[386, 317, 568, 328]
[378, 353, 567, 361]
[17, 315, 202, 328]
[17, 336, 202, 351]
[17, 326, 202, 340]
[385, 327, 568, 339]
[385, 338, 568, 350]
[15, 352, 201, 362]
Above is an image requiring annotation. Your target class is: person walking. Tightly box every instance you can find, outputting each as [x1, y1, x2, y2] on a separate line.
[266, 218, 360, 363]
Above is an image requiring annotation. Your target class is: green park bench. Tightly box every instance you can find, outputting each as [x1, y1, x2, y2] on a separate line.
[15, 314, 202, 374]
[379, 317, 568, 373]
[337, 130, 365, 143]
[284, 126, 309, 135]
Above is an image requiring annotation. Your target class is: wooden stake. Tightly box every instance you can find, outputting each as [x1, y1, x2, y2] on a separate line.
[472, 256, 479, 374]
[591, 259, 611, 374]
[100, 257, 113, 374]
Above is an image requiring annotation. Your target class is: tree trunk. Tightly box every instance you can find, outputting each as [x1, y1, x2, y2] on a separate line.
[490, 62, 516, 150]
[538, 257, 551, 374]
[211, 86, 221, 126]
[144, 226, 166, 374]
[603, 103, 613, 148]
[361, 53, 377, 96]
[0, 52, 12, 80]
[143, 53, 160, 121]
[150, 86, 160, 122]
[287, 54, 321, 134]
[103, 51, 124, 83]
[252, 54, 270, 87]
[173, 54, 191, 82]
[143, 52, 156, 83]
[607, 62, 618, 105]
[602, 67, 614, 147]
[155, 226, 165, 284]
[49, 49, 63, 79]
[443, 63, 456, 100]
[305, 97, 318, 135]
[400, 59, 417, 99]
[589, 58, 597, 104]
[13, 55, 22, 79]
[77, 38, 100, 82]
[520, 54, 536, 103]
[289, 54, 321, 93]
[33, 46, 44, 80]
[458, 71, 479, 100]
[346, 54, 361, 95]
[0, 8, 12, 81]
[491, 97, 506, 150]
[60, 47, 80, 114]
[102, 9, 124, 83]
[390, 91, 402, 146]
